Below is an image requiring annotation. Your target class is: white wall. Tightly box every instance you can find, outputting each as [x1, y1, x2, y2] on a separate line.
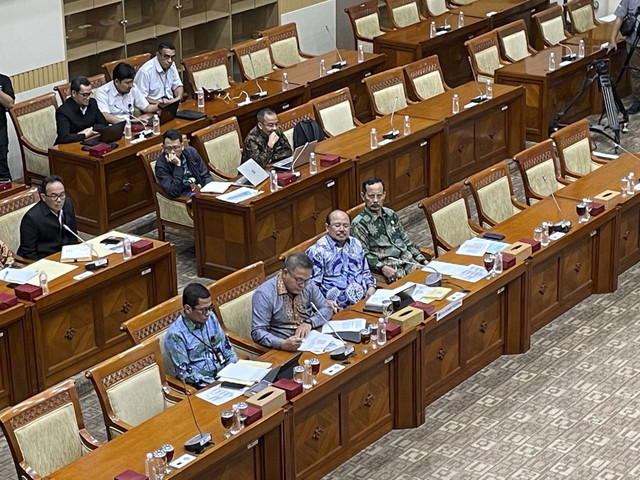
[282, 1, 338, 55]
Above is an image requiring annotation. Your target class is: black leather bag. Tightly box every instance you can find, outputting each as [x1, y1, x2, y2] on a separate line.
[620, 10, 639, 37]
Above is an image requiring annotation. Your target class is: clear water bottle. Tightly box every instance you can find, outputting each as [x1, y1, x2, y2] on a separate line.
[230, 404, 242, 434]
[486, 79, 493, 99]
[269, 170, 278, 192]
[578, 39, 585, 59]
[145, 452, 156, 480]
[493, 251, 503, 275]
[376, 317, 387, 346]
[309, 152, 317, 174]
[197, 88, 205, 108]
[282, 72, 289, 91]
[123, 237, 132, 261]
[627, 172, 635, 195]
[458, 11, 464, 27]
[548, 51, 556, 71]
[124, 118, 132, 139]
[541, 222, 550, 247]
[39, 270, 49, 295]
[152, 114, 160, 136]
[320, 59, 327, 77]
[430, 21, 436, 38]
[403, 115, 411, 136]
[302, 359, 313, 390]
[358, 44, 364, 63]
[452, 93, 460, 114]
[370, 128, 378, 149]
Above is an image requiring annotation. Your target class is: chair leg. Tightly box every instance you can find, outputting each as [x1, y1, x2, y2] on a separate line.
[158, 219, 165, 241]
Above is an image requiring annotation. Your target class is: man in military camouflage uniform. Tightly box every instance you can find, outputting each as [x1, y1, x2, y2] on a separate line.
[241, 108, 293, 167]
[352, 178, 427, 283]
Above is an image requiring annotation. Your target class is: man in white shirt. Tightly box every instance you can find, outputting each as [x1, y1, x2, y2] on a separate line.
[95, 62, 159, 124]
[134, 41, 184, 105]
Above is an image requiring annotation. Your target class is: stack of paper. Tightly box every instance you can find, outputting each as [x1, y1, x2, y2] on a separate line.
[86, 231, 141, 257]
[23, 259, 78, 286]
[299, 330, 344, 354]
[201, 181, 232, 194]
[321, 319, 367, 334]
[0, 268, 37, 284]
[196, 385, 244, 406]
[217, 187, 262, 204]
[217, 359, 271, 385]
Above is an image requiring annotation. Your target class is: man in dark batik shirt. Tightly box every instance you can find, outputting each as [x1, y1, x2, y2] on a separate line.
[241, 108, 292, 168]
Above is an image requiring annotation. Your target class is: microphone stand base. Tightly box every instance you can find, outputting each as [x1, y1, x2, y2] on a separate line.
[250, 91, 268, 100]
[184, 432, 213, 454]
[331, 61, 347, 69]
[425, 272, 442, 287]
[330, 346, 355, 361]
[553, 220, 572, 233]
[382, 130, 400, 140]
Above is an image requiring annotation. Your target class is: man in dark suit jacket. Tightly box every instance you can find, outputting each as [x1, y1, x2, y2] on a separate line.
[17, 175, 79, 260]
[154, 129, 213, 197]
[55, 76, 109, 144]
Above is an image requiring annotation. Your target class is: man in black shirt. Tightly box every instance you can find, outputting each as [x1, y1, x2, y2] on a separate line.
[0, 74, 15, 180]
[17, 175, 79, 260]
[55, 76, 108, 144]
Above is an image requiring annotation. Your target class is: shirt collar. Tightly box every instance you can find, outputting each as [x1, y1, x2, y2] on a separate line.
[326, 234, 350, 248]
[154, 56, 167, 74]
[182, 313, 206, 331]
[276, 272, 288, 296]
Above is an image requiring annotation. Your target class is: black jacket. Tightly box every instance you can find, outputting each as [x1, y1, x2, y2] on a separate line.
[154, 146, 213, 198]
[55, 97, 108, 144]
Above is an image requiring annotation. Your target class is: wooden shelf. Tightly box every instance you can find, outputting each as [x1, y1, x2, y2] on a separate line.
[181, 11, 208, 28]
[125, 25, 156, 44]
[63, 0, 93, 16]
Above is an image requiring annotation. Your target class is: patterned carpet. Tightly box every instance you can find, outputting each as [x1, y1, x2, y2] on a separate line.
[1, 107, 639, 478]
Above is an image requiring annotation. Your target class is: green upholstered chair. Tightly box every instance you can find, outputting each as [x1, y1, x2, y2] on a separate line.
[53, 73, 107, 103]
[533, 5, 571, 47]
[0, 379, 101, 479]
[311, 87, 362, 137]
[423, 0, 449, 17]
[551, 118, 607, 179]
[419, 182, 484, 256]
[9, 92, 58, 184]
[0, 188, 40, 256]
[191, 117, 243, 181]
[86, 339, 184, 439]
[496, 20, 538, 62]
[345, 0, 392, 53]
[513, 139, 569, 205]
[566, 0, 599, 32]
[362, 67, 412, 117]
[232, 37, 275, 81]
[138, 142, 195, 241]
[466, 31, 510, 84]
[385, 0, 426, 28]
[209, 261, 268, 360]
[278, 102, 317, 147]
[466, 162, 528, 227]
[258, 23, 314, 68]
[403, 55, 450, 101]
[182, 49, 234, 93]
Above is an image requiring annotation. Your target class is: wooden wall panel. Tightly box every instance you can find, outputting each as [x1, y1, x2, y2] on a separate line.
[10, 62, 66, 94]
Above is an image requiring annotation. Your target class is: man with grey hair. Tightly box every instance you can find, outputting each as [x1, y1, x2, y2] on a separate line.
[241, 108, 292, 167]
[251, 253, 333, 351]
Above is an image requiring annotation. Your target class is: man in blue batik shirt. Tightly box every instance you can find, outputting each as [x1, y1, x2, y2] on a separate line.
[306, 210, 377, 311]
[165, 283, 238, 388]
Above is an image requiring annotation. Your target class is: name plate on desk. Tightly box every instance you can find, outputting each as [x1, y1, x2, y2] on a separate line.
[436, 299, 462, 321]
[61, 244, 92, 262]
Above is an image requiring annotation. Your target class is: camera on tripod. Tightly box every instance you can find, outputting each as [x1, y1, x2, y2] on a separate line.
[589, 58, 609, 75]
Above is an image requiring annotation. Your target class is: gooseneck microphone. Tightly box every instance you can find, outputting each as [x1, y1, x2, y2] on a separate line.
[382, 97, 400, 139]
[325, 26, 347, 69]
[310, 302, 355, 359]
[561, 44, 576, 62]
[247, 54, 268, 100]
[63, 225, 109, 270]
[467, 56, 487, 103]
[542, 175, 572, 232]
[388, 256, 470, 292]
[179, 364, 213, 454]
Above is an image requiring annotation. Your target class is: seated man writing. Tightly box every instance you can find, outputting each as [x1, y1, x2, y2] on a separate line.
[352, 177, 428, 283]
[252, 253, 333, 351]
[241, 108, 292, 168]
[154, 129, 213, 197]
[306, 209, 376, 311]
[165, 282, 238, 388]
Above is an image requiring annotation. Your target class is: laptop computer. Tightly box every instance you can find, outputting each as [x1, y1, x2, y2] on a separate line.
[80, 121, 126, 147]
[245, 352, 303, 396]
[271, 140, 317, 171]
[157, 100, 180, 124]
[235, 159, 269, 187]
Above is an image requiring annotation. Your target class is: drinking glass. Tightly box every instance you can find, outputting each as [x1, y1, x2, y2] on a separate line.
[221, 410, 234, 439]
[370, 322, 378, 349]
[360, 327, 371, 354]
[381, 300, 393, 321]
[576, 202, 587, 223]
[162, 444, 175, 464]
[309, 358, 320, 384]
[153, 449, 167, 479]
[483, 254, 495, 280]
[293, 365, 305, 383]
[533, 226, 543, 243]
[583, 197, 593, 214]
[237, 401, 248, 429]
[541, 222, 550, 247]
[390, 295, 401, 312]
[622, 177, 629, 197]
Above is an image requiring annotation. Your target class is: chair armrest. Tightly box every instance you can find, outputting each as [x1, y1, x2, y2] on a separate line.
[19, 135, 48, 157]
[162, 385, 187, 403]
[166, 375, 197, 395]
[19, 461, 44, 480]
[469, 220, 486, 234]
[79, 428, 103, 449]
[354, 118, 363, 126]
[300, 52, 315, 60]
[591, 155, 608, 165]
[419, 247, 434, 261]
[557, 176, 571, 186]
[13, 254, 34, 265]
[512, 197, 528, 210]
[381, 26, 393, 32]
[226, 330, 268, 356]
[407, 99, 417, 105]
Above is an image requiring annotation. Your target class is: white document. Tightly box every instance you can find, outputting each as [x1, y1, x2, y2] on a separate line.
[196, 384, 244, 406]
[170, 454, 196, 469]
[0, 268, 38, 284]
[87, 231, 141, 256]
[298, 330, 337, 354]
[216, 363, 270, 383]
[457, 237, 492, 257]
[549, 231, 566, 241]
[24, 259, 78, 286]
[321, 318, 367, 334]
[201, 181, 232, 194]
[60, 244, 92, 262]
[424, 261, 470, 277]
[451, 264, 487, 283]
[217, 187, 262, 204]
[486, 241, 510, 254]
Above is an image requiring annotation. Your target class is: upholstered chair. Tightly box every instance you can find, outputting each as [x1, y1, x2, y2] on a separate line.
[232, 38, 275, 81]
[385, 0, 427, 28]
[513, 139, 569, 204]
[496, 20, 538, 62]
[86, 339, 184, 439]
[53, 74, 106, 103]
[258, 23, 314, 67]
[450, 0, 477, 5]
[533, 6, 572, 47]
[419, 182, 484, 256]
[9, 93, 58, 184]
[102, 53, 151, 80]
[362, 67, 413, 117]
[191, 117, 243, 180]
[311, 87, 362, 137]
[550, 118, 607, 179]
[345, 0, 392, 53]
[278, 103, 316, 147]
[466, 31, 510, 83]
[465, 162, 528, 227]
[403, 55, 450, 101]
[209, 261, 269, 359]
[0, 379, 101, 479]
[566, 0, 600, 32]
[138, 142, 195, 241]
[182, 49, 234, 92]
[0, 188, 40, 257]
[423, 0, 449, 17]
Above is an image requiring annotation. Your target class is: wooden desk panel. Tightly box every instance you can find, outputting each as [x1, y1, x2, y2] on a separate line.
[193, 161, 355, 279]
[462, 0, 550, 31]
[0, 182, 28, 201]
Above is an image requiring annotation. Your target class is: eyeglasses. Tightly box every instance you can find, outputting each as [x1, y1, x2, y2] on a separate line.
[193, 305, 213, 315]
[43, 192, 66, 201]
[76, 92, 91, 98]
[285, 269, 310, 286]
[163, 145, 183, 152]
[364, 193, 385, 200]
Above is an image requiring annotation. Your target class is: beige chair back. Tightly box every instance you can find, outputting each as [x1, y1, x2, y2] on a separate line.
[385, 0, 424, 28]
[182, 49, 232, 92]
[533, 6, 570, 47]
[566, 0, 597, 32]
[362, 67, 410, 117]
[513, 139, 565, 203]
[496, 20, 537, 62]
[232, 38, 274, 81]
[0, 188, 40, 253]
[423, 0, 448, 17]
[345, 0, 386, 53]
[53, 74, 107, 103]
[311, 87, 360, 137]
[403, 55, 450, 101]
[259, 23, 310, 67]
[551, 119, 602, 178]
[278, 103, 316, 147]
[191, 117, 243, 180]
[466, 31, 506, 83]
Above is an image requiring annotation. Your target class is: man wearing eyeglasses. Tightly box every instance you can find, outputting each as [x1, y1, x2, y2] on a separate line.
[352, 177, 427, 283]
[17, 175, 79, 260]
[241, 108, 292, 168]
[135, 41, 184, 106]
[306, 209, 376, 311]
[252, 253, 333, 351]
[55, 76, 109, 144]
[165, 282, 238, 389]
